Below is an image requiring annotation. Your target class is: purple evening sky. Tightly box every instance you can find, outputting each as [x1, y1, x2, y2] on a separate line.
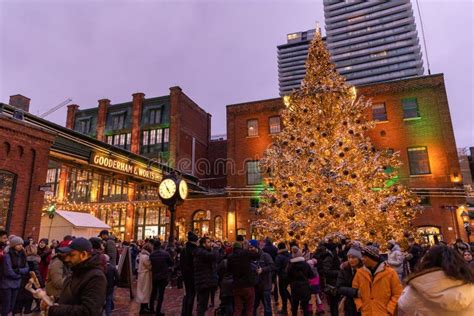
[0, 0, 472, 147]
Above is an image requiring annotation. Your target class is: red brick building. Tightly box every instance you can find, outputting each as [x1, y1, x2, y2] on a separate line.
[224, 74, 467, 243]
[0, 96, 55, 238]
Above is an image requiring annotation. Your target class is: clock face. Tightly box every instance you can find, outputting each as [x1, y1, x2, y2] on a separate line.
[158, 178, 177, 200]
[179, 180, 188, 200]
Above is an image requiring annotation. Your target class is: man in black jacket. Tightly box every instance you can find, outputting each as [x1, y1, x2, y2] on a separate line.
[193, 237, 219, 316]
[262, 237, 279, 305]
[250, 239, 275, 316]
[180, 231, 199, 316]
[228, 242, 259, 316]
[99, 230, 118, 267]
[150, 240, 173, 316]
[43, 237, 107, 316]
[275, 242, 291, 315]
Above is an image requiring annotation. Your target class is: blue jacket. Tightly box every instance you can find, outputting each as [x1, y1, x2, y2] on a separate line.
[0, 249, 29, 289]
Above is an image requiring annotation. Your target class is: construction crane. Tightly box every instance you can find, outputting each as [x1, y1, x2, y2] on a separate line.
[40, 98, 72, 118]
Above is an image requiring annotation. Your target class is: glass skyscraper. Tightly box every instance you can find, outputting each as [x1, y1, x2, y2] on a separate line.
[278, 0, 424, 95]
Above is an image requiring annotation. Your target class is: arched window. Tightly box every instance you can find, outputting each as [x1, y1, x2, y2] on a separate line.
[192, 210, 210, 236]
[0, 170, 16, 233]
[417, 226, 442, 245]
[214, 216, 223, 240]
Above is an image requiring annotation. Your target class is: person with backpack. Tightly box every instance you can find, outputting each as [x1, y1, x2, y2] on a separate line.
[287, 246, 314, 316]
[249, 239, 275, 316]
[275, 242, 291, 315]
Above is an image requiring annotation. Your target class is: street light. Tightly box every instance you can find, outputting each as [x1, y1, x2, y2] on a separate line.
[460, 210, 472, 242]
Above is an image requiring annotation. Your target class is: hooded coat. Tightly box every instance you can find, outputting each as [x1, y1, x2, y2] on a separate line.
[287, 256, 314, 301]
[135, 249, 152, 303]
[397, 268, 474, 316]
[352, 262, 402, 316]
[387, 244, 404, 277]
[48, 254, 107, 316]
[46, 254, 72, 299]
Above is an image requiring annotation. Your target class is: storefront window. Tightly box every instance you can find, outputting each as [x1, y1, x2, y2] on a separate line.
[67, 168, 93, 202]
[417, 226, 443, 245]
[101, 177, 128, 202]
[214, 216, 223, 240]
[134, 207, 168, 240]
[97, 207, 127, 241]
[193, 210, 210, 236]
[0, 170, 16, 232]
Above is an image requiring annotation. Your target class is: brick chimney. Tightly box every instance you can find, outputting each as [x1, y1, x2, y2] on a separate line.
[9, 94, 31, 112]
[97, 99, 110, 142]
[131, 92, 145, 154]
[66, 104, 79, 129]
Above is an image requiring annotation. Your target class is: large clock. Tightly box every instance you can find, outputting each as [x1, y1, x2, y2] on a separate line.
[178, 179, 188, 200]
[158, 178, 177, 200]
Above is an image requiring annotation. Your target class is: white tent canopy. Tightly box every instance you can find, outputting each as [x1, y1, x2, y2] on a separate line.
[39, 210, 110, 241]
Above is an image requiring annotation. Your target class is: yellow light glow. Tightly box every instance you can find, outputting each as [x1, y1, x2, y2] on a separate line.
[283, 95, 291, 107]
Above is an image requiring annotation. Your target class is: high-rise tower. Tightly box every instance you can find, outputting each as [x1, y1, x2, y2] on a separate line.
[278, 0, 424, 95]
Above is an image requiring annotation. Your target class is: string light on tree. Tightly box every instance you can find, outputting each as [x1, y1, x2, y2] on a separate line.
[254, 31, 419, 246]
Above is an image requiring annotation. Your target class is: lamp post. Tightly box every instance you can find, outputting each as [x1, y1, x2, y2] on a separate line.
[460, 210, 472, 242]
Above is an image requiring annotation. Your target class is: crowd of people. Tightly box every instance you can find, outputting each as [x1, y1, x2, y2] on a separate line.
[1, 227, 474, 316]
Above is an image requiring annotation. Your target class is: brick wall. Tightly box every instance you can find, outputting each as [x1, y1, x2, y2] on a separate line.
[0, 116, 55, 239]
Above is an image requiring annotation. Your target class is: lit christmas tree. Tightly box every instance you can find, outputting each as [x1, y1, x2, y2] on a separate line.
[255, 31, 419, 246]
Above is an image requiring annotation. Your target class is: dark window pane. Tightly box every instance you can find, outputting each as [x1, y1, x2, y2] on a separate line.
[402, 98, 420, 119]
[372, 103, 387, 121]
[408, 147, 430, 175]
[246, 161, 261, 185]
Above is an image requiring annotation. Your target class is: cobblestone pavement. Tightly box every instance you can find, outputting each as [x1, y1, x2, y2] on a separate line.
[113, 285, 330, 316]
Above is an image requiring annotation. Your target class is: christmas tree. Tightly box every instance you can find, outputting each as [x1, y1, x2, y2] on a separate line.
[255, 31, 419, 246]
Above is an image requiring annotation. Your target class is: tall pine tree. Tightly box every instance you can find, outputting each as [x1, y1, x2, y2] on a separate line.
[255, 31, 419, 246]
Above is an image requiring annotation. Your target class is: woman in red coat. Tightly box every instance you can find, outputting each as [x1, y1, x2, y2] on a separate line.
[37, 238, 52, 281]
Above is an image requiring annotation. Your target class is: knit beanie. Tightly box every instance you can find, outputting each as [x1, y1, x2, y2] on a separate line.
[9, 236, 24, 248]
[362, 245, 380, 261]
[249, 239, 259, 248]
[291, 246, 303, 258]
[347, 245, 362, 259]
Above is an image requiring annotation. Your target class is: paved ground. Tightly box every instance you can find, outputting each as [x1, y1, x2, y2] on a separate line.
[113, 285, 329, 316]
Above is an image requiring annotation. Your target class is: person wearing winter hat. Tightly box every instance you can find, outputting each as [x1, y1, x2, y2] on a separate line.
[0, 236, 29, 316]
[336, 245, 363, 316]
[180, 231, 199, 316]
[387, 239, 405, 281]
[352, 245, 402, 315]
[287, 246, 314, 316]
[275, 242, 291, 314]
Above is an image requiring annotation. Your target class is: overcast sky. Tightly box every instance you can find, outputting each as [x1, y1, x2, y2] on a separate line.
[0, 0, 472, 147]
